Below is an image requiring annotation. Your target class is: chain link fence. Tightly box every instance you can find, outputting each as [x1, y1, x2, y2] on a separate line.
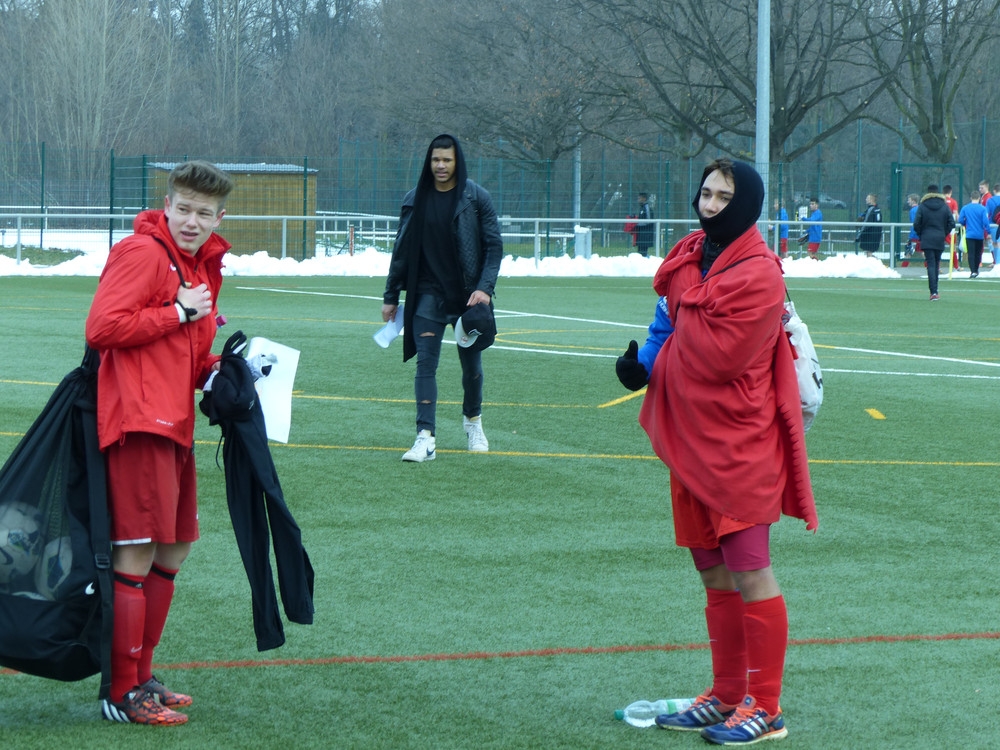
[2, 120, 998, 258]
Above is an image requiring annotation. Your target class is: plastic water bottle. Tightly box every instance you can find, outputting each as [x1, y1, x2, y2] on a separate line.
[614, 698, 694, 728]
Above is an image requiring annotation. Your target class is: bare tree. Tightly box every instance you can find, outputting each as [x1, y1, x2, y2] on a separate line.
[559, 0, 900, 164]
[16, 0, 173, 200]
[863, 0, 1000, 164]
[256, 0, 383, 153]
[376, 0, 605, 161]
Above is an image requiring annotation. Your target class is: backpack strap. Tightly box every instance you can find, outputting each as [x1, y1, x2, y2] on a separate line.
[152, 237, 198, 320]
[703, 254, 759, 281]
[79, 345, 114, 700]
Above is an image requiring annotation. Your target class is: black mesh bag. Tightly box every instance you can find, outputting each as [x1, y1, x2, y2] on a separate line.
[0, 346, 112, 697]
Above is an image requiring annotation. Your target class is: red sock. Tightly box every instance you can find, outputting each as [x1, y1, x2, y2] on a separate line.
[137, 564, 178, 685]
[743, 595, 788, 716]
[110, 573, 146, 703]
[705, 588, 747, 706]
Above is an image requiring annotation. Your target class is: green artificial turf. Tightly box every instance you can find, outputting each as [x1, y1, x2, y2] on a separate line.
[2, 273, 1000, 748]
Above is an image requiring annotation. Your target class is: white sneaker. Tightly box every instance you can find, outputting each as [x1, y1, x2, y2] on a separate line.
[402, 430, 436, 462]
[463, 416, 489, 452]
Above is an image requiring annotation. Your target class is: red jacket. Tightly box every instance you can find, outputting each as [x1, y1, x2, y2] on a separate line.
[638, 227, 817, 530]
[86, 210, 229, 450]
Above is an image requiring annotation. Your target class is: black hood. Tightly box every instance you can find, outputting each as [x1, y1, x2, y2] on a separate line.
[407, 134, 468, 257]
[692, 160, 765, 247]
[416, 133, 468, 199]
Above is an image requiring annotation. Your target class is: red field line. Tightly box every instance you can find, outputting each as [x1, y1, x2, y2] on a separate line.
[160, 631, 1000, 672]
[5, 631, 996, 677]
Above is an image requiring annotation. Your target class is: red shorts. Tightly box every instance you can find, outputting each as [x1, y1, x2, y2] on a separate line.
[671, 480, 771, 571]
[779, 238, 788, 256]
[807, 242, 820, 255]
[105, 433, 199, 545]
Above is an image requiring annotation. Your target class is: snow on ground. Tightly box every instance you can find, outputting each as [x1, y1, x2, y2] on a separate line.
[0, 229, 928, 279]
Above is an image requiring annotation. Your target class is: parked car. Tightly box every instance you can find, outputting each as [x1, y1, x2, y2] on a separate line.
[792, 192, 847, 209]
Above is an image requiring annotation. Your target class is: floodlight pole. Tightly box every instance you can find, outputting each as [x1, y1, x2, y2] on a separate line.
[756, 0, 771, 218]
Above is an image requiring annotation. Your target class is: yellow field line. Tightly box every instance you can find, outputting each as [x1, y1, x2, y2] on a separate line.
[295, 394, 594, 409]
[598, 389, 646, 408]
[2, 430, 997, 466]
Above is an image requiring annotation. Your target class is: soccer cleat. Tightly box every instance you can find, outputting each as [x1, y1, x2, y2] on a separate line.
[463, 415, 489, 452]
[930, 293, 940, 301]
[655, 692, 737, 731]
[402, 430, 436, 462]
[101, 688, 188, 725]
[700, 695, 787, 745]
[140, 675, 192, 708]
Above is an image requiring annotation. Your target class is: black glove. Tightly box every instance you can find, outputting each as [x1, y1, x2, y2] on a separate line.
[222, 329, 248, 358]
[615, 340, 649, 391]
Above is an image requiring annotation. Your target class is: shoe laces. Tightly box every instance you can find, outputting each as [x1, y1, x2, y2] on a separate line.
[129, 688, 160, 710]
[684, 691, 718, 712]
[691, 691, 714, 707]
[722, 698, 769, 728]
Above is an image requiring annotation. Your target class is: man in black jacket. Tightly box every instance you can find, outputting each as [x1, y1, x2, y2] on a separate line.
[855, 194, 882, 257]
[636, 192, 654, 257]
[914, 184, 956, 300]
[382, 134, 504, 461]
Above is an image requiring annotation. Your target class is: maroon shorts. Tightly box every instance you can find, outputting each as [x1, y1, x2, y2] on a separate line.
[105, 433, 199, 545]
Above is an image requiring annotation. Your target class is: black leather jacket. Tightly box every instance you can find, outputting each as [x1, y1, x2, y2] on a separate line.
[383, 134, 504, 362]
[383, 178, 503, 306]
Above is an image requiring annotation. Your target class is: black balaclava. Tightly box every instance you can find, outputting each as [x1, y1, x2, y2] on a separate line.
[691, 160, 765, 269]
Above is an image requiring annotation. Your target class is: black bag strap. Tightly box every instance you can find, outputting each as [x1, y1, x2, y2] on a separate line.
[153, 236, 188, 287]
[703, 254, 758, 281]
[79, 345, 114, 700]
[152, 237, 200, 321]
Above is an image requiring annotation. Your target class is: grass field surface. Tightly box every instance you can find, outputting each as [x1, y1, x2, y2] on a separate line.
[1, 273, 999, 749]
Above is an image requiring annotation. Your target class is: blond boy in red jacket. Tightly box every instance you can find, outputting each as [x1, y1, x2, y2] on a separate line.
[87, 161, 234, 726]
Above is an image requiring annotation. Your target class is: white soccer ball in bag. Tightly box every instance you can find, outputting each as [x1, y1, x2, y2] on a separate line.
[35, 535, 73, 599]
[0, 501, 43, 586]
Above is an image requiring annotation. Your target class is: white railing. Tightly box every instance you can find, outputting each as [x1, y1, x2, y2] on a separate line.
[4, 210, 985, 269]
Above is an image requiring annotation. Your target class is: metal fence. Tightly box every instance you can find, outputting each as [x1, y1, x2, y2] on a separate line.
[3, 208, 975, 272]
[2, 118, 999, 244]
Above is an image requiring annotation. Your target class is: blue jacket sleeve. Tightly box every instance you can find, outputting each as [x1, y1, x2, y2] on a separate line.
[637, 296, 673, 375]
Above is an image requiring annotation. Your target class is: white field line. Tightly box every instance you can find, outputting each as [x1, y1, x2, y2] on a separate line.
[238, 286, 1000, 373]
[824, 369, 1000, 380]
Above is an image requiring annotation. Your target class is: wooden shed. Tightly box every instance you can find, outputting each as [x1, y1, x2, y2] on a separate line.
[147, 162, 318, 258]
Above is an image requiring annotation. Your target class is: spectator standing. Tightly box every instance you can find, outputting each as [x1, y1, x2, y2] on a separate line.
[914, 184, 956, 300]
[769, 199, 789, 257]
[636, 192, 655, 257]
[86, 161, 235, 725]
[615, 158, 817, 745]
[382, 134, 503, 462]
[903, 194, 921, 265]
[855, 193, 882, 257]
[959, 190, 991, 278]
[943, 185, 961, 266]
[943, 185, 959, 218]
[805, 198, 823, 257]
[985, 184, 1000, 264]
[979, 180, 991, 206]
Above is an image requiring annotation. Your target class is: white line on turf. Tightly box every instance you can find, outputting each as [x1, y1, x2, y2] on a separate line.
[237, 286, 1000, 372]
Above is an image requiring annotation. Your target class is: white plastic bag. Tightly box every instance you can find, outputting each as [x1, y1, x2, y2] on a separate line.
[782, 300, 823, 432]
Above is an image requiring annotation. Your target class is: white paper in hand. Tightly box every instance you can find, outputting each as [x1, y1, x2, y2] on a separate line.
[246, 336, 299, 443]
[374, 303, 404, 348]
